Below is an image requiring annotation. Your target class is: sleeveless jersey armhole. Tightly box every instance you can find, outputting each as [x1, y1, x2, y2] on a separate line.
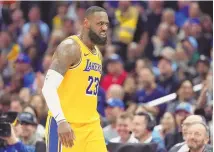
[66, 36, 82, 69]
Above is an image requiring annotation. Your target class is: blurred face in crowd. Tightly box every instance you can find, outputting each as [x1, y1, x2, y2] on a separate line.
[118, 1, 131, 12]
[178, 80, 194, 101]
[10, 100, 23, 113]
[63, 19, 74, 36]
[190, 23, 202, 37]
[201, 15, 212, 32]
[105, 106, 123, 124]
[106, 84, 124, 100]
[21, 123, 37, 139]
[162, 9, 175, 25]
[161, 112, 175, 132]
[12, 9, 24, 23]
[0, 32, 11, 49]
[196, 62, 209, 77]
[57, 4, 67, 16]
[182, 40, 195, 56]
[132, 115, 148, 140]
[116, 117, 132, 142]
[107, 61, 123, 75]
[158, 58, 173, 77]
[28, 7, 41, 22]
[123, 76, 136, 94]
[139, 68, 155, 90]
[135, 59, 146, 76]
[186, 123, 209, 151]
[27, 46, 37, 61]
[189, 2, 200, 18]
[175, 111, 189, 129]
[182, 115, 203, 140]
[157, 23, 170, 41]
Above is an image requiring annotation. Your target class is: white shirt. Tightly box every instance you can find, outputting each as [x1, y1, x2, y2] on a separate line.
[143, 136, 153, 144]
[110, 134, 139, 143]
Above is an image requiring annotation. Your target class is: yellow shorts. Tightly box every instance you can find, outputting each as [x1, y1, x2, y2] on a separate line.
[45, 115, 107, 152]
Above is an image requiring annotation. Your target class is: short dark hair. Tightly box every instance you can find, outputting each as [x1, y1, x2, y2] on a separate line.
[85, 6, 107, 17]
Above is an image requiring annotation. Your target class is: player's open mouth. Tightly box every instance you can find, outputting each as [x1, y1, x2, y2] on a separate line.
[100, 33, 106, 37]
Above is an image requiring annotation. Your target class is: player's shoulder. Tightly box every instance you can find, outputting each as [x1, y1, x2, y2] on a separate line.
[57, 35, 80, 52]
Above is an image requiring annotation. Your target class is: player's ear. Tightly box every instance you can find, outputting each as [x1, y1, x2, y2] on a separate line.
[83, 18, 90, 29]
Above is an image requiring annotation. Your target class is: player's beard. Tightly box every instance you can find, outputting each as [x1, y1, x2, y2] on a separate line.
[88, 28, 107, 45]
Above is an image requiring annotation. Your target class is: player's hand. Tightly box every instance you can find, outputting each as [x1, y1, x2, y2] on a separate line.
[58, 121, 75, 148]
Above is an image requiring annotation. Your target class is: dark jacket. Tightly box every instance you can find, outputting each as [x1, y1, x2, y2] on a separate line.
[165, 131, 184, 150]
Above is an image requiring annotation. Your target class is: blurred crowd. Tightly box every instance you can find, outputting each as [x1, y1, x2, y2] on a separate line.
[0, 1, 213, 152]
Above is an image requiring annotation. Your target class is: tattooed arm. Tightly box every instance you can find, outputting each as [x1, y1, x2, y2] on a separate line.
[42, 39, 80, 148]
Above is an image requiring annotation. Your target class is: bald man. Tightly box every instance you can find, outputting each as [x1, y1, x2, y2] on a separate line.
[169, 115, 210, 152]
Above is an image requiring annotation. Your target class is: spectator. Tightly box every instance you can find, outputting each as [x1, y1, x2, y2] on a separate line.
[165, 102, 193, 150]
[167, 80, 196, 113]
[154, 112, 176, 142]
[189, 2, 201, 20]
[157, 47, 180, 94]
[169, 115, 210, 152]
[21, 5, 49, 43]
[133, 67, 166, 123]
[145, 1, 164, 39]
[15, 53, 35, 91]
[193, 55, 210, 85]
[113, 1, 139, 45]
[103, 98, 125, 142]
[175, 1, 189, 27]
[185, 122, 212, 152]
[0, 93, 11, 112]
[10, 9, 25, 40]
[101, 54, 127, 91]
[0, 31, 21, 63]
[106, 84, 124, 100]
[132, 112, 166, 152]
[62, 18, 75, 38]
[52, 2, 68, 30]
[10, 95, 24, 113]
[125, 42, 141, 72]
[152, 23, 175, 58]
[123, 76, 136, 109]
[18, 112, 44, 146]
[110, 112, 138, 143]
[23, 105, 45, 140]
[161, 8, 178, 42]
[0, 124, 35, 152]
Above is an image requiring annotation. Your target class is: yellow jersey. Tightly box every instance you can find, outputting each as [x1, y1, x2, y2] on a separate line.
[49, 35, 102, 123]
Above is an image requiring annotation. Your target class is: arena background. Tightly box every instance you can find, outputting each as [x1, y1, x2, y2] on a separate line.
[0, 1, 213, 152]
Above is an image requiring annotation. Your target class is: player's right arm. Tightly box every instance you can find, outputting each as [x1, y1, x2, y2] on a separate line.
[42, 39, 81, 148]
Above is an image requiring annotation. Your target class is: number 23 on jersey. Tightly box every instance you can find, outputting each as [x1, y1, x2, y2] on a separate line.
[86, 76, 99, 96]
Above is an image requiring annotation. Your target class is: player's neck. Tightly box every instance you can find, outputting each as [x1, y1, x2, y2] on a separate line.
[79, 33, 95, 51]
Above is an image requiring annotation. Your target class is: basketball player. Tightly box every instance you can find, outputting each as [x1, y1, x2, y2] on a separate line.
[42, 6, 109, 152]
